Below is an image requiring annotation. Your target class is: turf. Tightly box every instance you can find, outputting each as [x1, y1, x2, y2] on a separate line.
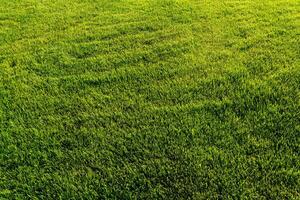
[0, 0, 299, 199]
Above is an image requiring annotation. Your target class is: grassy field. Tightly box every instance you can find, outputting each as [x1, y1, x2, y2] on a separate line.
[0, 0, 299, 199]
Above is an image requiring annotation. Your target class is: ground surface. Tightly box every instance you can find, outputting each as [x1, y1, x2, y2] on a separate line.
[0, 0, 299, 199]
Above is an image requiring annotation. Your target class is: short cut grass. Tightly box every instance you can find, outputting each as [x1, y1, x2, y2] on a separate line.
[0, 0, 299, 199]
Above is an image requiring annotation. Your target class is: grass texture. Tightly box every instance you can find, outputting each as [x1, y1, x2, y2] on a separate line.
[0, 0, 299, 199]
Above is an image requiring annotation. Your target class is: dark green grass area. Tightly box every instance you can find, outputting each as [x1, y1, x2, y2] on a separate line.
[0, 0, 300, 199]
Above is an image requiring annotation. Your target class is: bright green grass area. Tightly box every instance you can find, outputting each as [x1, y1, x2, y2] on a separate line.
[0, 0, 299, 199]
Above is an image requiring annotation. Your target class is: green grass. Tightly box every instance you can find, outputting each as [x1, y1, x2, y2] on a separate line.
[0, 0, 299, 199]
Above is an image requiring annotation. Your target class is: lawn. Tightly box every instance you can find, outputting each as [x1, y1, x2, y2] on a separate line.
[0, 0, 299, 199]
